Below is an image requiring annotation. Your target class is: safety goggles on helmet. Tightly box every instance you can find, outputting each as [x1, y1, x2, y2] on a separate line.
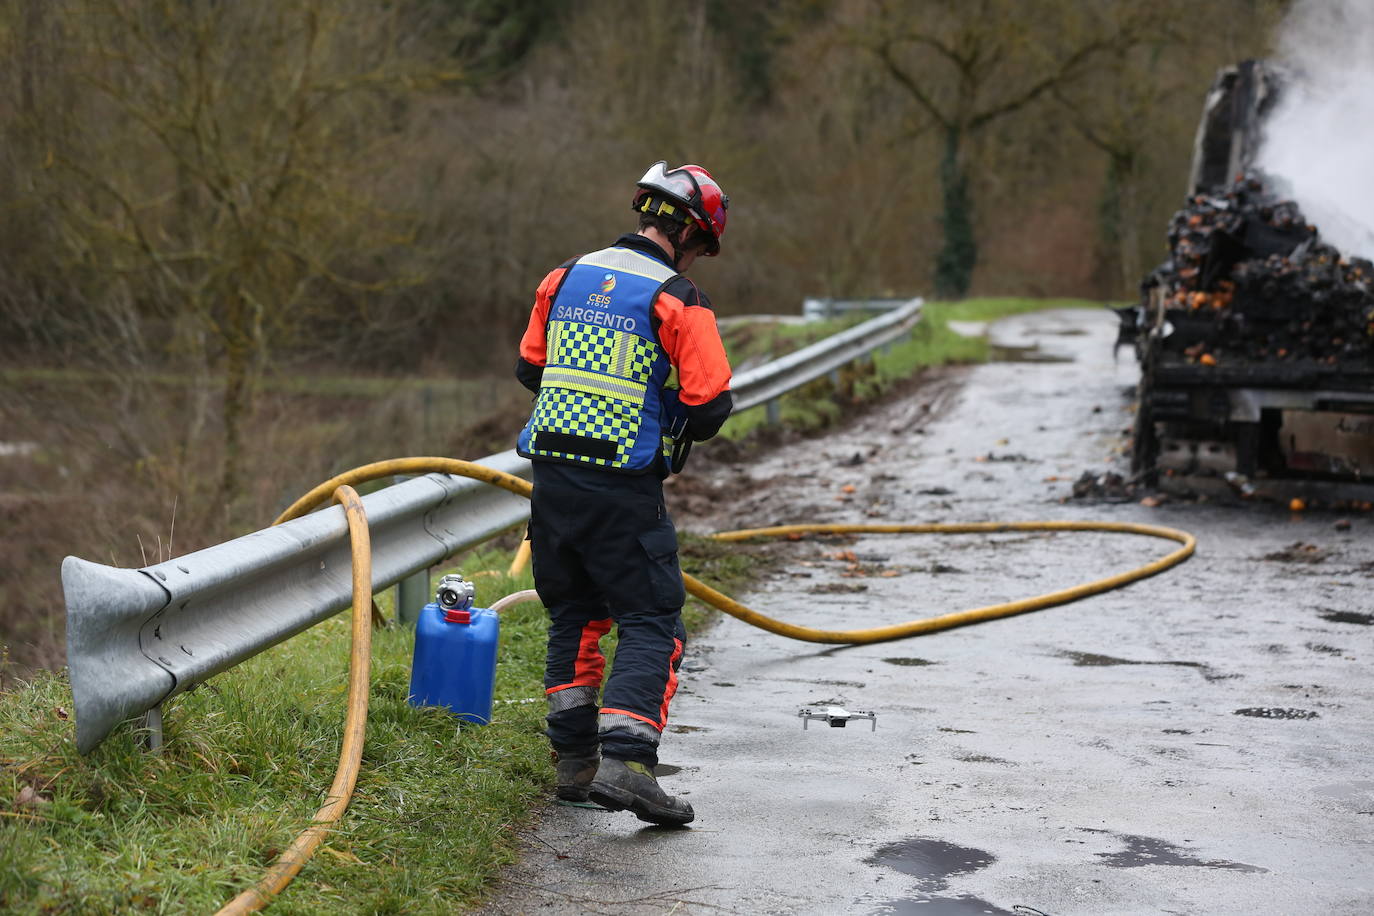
[632, 161, 729, 256]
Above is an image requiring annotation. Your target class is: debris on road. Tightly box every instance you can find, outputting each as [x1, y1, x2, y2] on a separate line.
[1233, 707, 1319, 720]
[1261, 541, 1327, 564]
[1070, 470, 1137, 503]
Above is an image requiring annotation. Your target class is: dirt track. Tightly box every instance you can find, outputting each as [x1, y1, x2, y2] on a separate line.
[486, 309, 1373, 916]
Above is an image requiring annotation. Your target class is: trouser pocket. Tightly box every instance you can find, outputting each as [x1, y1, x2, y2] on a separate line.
[637, 523, 685, 609]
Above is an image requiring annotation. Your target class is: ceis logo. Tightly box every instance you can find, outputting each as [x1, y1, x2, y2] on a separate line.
[587, 272, 617, 307]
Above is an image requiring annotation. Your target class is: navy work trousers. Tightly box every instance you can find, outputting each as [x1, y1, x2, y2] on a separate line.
[529, 462, 687, 768]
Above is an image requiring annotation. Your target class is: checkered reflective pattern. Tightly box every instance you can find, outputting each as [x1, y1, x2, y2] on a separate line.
[624, 338, 657, 382]
[548, 322, 657, 383]
[529, 388, 642, 467]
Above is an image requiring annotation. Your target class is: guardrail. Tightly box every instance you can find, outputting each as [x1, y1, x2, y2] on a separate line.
[801, 296, 919, 320]
[733, 298, 922, 415]
[62, 299, 923, 753]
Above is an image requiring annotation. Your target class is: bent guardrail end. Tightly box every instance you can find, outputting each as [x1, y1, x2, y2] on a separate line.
[63, 556, 174, 753]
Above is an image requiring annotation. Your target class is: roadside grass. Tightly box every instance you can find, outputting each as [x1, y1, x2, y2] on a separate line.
[0, 531, 776, 914]
[0, 548, 548, 914]
[719, 297, 1110, 441]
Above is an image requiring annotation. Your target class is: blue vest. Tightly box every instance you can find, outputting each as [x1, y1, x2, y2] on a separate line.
[517, 246, 677, 473]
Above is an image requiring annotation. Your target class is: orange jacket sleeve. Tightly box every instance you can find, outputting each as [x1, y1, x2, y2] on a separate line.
[654, 279, 734, 440]
[518, 266, 568, 367]
[515, 265, 569, 392]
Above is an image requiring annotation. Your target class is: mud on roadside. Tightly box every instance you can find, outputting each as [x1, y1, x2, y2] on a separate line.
[666, 366, 969, 533]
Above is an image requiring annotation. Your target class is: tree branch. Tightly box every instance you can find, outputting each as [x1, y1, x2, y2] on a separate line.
[873, 39, 952, 130]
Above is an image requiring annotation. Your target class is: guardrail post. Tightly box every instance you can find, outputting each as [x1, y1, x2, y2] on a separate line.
[390, 472, 430, 626]
[397, 568, 430, 627]
[141, 704, 164, 753]
[765, 399, 781, 426]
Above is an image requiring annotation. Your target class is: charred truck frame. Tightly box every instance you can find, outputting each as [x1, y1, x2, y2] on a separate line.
[1123, 60, 1374, 504]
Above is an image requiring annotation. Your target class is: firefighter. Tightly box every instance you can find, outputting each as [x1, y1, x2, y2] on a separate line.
[515, 162, 734, 826]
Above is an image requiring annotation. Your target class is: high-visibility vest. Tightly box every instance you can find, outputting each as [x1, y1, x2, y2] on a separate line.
[517, 245, 676, 473]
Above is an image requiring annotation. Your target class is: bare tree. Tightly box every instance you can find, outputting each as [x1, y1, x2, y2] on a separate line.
[846, 0, 1164, 298]
[14, 0, 457, 521]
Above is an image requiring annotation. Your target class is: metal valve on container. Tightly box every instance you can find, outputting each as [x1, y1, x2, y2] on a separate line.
[435, 573, 475, 611]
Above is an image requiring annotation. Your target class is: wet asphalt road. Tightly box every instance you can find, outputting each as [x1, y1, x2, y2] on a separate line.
[486, 309, 1373, 915]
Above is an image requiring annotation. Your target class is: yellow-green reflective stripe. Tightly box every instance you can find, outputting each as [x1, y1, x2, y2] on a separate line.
[610, 330, 633, 377]
[542, 367, 646, 403]
[546, 321, 566, 363]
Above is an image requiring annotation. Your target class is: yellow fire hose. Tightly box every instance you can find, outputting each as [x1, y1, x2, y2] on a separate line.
[275, 457, 1197, 644]
[223, 456, 1195, 910]
[217, 486, 373, 916]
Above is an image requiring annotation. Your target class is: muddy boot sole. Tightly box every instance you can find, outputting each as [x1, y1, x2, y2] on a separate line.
[587, 782, 694, 826]
[556, 785, 591, 803]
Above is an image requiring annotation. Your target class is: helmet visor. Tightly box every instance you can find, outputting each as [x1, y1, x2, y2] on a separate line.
[637, 161, 701, 208]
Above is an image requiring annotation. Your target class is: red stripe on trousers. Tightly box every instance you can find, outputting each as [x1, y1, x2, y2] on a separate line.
[545, 617, 612, 693]
[657, 638, 684, 728]
[571, 618, 612, 687]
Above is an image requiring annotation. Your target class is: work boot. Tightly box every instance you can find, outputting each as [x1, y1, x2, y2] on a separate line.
[553, 747, 600, 802]
[587, 757, 694, 826]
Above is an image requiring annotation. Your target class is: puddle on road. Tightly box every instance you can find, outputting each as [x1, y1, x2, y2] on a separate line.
[988, 345, 1074, 364]
[868, 894, 1016, 914]
[1234, 707, 1320, 719]
[1081, 829, 1266, 873]
[1058, 650, 1199, 669]
[1055, 650, 1229, 680]
[1319, 610, 1373, 626]
[884, 657, 938, 667]
[865, 838, 1011, 915]
[867, 837, 995, 885]
[667, 724, 710, 734]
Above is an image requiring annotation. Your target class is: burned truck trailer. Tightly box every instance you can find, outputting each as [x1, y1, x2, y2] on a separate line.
[1124, 60, 1374, 502]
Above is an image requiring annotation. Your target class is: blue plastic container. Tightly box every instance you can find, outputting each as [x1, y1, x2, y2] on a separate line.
[408, 601, 499, 724]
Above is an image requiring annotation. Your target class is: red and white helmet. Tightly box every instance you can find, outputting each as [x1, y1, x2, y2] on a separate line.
[631, 161, 729, 256]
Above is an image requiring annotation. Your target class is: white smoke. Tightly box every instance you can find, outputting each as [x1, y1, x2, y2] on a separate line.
[1257, 0, 1374, 259]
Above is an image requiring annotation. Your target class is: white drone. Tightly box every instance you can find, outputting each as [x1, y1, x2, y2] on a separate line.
[798, 705, 877, 730]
